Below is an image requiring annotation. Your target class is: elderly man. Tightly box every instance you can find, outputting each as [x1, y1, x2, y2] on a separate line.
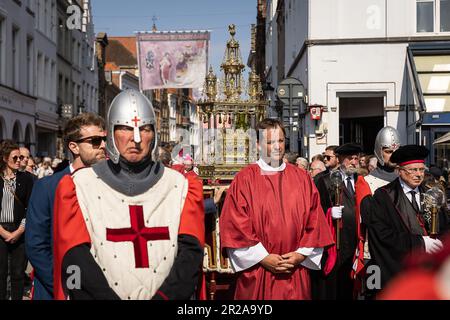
[313, 143, 365, 300]
[367, 145, 449, 290]
[52, 89, 204, 300]
[309, 160, 326, 178]
[296, 157, 309, 170]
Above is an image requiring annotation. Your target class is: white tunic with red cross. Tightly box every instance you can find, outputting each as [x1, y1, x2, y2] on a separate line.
[71, 167, 188, 300]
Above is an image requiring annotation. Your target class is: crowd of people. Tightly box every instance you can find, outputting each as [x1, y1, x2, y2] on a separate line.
[1, 88, 450, 300]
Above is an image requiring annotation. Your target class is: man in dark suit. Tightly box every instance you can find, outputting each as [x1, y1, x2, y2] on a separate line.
[312, 143, 363, 300]
[25, 113, 106, 299]
[367, 145, 449, 291]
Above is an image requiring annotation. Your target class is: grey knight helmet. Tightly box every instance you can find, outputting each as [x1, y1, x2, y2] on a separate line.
[106, 89, 157, 164]
[374, 126, 401, 166]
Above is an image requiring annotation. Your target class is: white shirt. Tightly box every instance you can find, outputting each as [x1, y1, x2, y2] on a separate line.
[399, 178, 422, 210]
[256, 158, 286, 172]
[226, 158, 324, 272]
[339, 168, 355, 190]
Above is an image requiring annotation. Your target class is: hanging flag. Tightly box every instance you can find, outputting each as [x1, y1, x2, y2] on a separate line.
[136, 31, 210, 90]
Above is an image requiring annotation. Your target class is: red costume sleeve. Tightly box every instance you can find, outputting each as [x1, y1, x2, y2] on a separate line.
[170, 164, 185, 174]
[219, 173, 260, 249]
[351, 176, 373, 280]
[298, 175, 335, 249]
[53, 175, 91, 300]
[323, 207, 337, 275]
[178, 175, 205, 247]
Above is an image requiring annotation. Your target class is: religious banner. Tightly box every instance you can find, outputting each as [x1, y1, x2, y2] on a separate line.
[136, 31, 210, 90]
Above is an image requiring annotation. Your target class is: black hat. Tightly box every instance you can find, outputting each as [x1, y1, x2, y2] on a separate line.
[335, 143, 363, 156]
[428, 166, 443, 179]
[390, 145, 429, 166]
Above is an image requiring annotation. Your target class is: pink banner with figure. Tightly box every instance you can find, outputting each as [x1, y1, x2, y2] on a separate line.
[136, 31, 210, 90]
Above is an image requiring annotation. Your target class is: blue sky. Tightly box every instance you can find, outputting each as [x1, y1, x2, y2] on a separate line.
[91, 0, 256, 75]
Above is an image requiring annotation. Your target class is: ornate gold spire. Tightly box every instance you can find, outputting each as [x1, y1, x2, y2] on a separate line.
[205, 65, 217, 102]
[220, 24, 245, 101]
[197, 25, 268, 180]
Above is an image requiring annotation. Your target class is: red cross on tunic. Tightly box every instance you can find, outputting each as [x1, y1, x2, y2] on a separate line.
[106, 205, 170, 268]
[131, 116, 141, 127]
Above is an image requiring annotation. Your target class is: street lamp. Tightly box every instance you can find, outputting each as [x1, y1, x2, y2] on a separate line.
[78, 99, 86, 114]
[262, 81, 275, 117]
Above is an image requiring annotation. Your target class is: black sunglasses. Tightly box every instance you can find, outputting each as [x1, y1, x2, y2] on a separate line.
[75, 135, 107, 148]
[324, 155, 335, 160]
[12, 155, 25, 162]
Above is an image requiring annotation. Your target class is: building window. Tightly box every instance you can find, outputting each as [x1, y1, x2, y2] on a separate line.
[37, 53, 43, 97]
[51, 1, 56, 42]
[44, 0, 48, 36]
[51, 61, 56, 101]
[36, 0, 40, 30]
[27, 37, 34, 95]
[58, 19, 63, 55]
[73, 39, 77, 66]
[78, 42, 81, 67]
[44, 57, 49, 99]
[40, 0, 45, 32]
[417, 0, 434, 32]
[12, 26, 20, 90]
[0, 17, 4, 84]
[58, 73, 63, 102]
[441, 0, 450, 31]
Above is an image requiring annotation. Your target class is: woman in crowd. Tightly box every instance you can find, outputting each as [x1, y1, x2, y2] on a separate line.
[0, 140, 34, 300]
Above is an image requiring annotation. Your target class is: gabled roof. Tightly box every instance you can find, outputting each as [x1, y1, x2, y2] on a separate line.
[106, 36, 137, 67]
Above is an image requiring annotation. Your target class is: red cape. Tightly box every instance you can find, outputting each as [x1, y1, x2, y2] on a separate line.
[53, 175, 91, 300]
[351, 176, 372, 279]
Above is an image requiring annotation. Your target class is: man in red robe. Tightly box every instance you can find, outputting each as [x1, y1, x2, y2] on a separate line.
[219, 118, 334, 300]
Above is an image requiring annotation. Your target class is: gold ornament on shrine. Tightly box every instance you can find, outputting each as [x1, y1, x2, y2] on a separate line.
[197, 24, 267, 181]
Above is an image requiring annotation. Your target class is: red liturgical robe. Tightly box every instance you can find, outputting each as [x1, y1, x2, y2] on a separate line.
[220, 163, 334, 300]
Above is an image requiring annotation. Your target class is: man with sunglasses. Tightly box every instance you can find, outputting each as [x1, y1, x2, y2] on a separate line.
[25, 113, 106, 300]
[366, 145, 449, 291]
[313, 145, 339, 184]
[53, 89, 204, 300]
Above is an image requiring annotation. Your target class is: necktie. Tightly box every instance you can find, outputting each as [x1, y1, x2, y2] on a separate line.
[346, 177, 354, 197]
[409, 190, 420, 212]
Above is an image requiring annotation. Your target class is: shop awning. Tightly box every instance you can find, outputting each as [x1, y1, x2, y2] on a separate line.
[433, 131, 450, 144]
[408, 43, 450, 113]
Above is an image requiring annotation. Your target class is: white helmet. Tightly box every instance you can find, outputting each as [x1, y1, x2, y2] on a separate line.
[374, 126, 401, 166]
[106, 89, 157, 164]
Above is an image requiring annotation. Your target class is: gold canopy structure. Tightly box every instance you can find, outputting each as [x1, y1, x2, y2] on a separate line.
[197, 24, 267, 181]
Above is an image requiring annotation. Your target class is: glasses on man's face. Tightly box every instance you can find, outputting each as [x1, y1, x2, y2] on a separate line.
[12, 155, 25, 162]
[75, 135, 107, 149]
[400, 167, 427, 175]
[324, 155, 335, 161]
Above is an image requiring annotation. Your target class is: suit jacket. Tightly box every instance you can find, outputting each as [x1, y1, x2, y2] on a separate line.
[315, 172, 358, 261]
[0, 171, 34, 227]
[25, 166, 70, 300]
[367, 178, 449, 287]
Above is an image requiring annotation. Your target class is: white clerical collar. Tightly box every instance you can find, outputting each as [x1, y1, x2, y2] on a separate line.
[399, 178, 419, 194]
[256, 158, 286, 172]
[69, 164, 75, 173]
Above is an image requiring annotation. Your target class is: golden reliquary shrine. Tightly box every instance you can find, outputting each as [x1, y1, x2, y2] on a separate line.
[196, 24, 267, 299]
